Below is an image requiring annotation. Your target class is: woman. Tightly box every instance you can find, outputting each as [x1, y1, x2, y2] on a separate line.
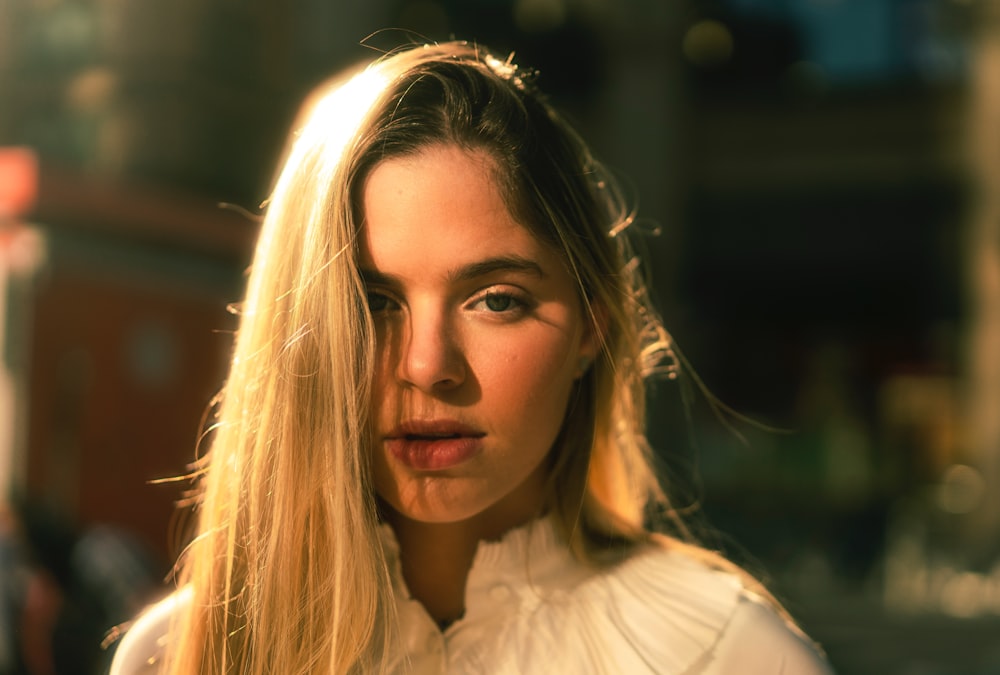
[110, 41, 833, 674]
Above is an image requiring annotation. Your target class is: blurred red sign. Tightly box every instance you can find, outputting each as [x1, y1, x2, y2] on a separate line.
[0, 147, 39, 218]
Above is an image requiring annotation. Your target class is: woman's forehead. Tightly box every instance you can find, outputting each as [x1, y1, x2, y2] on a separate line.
[357, 144, 573, 285]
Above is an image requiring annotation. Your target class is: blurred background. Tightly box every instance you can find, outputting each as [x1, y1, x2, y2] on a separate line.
[0, 0, 998, 672]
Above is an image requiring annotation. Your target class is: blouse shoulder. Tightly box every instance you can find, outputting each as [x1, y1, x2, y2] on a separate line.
[108, 587, 191, 675]
[591, 544, 833, 675]
[705, 593, 835, 674]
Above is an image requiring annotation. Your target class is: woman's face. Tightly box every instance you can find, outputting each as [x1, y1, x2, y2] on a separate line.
[361, 144, 597, 533]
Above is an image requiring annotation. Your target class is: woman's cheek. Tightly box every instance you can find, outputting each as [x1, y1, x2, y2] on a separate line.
[503, 335, 577, 400]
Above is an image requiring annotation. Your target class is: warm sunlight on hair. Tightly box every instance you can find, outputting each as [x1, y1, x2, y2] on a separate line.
[293, 65, 390, 166]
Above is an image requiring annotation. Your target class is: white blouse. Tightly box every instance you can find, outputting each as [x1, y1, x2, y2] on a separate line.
[111, 518, 834, 674]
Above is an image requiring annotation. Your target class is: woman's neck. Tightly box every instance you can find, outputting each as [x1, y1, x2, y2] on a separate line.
[384, 499, 546, 626]
[381, 467, 549, 626]
[388, 518, 481, 626]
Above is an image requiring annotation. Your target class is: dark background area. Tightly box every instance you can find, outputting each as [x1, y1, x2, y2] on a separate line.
[2, 1, 999, 673]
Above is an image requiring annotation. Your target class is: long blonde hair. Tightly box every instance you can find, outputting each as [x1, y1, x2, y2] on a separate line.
[165, 41, 712, 674]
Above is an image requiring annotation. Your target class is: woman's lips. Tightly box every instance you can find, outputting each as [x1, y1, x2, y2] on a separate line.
[384, 421, 485, 471]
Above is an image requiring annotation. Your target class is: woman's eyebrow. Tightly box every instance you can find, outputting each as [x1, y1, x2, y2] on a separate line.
[358, 267, 394, 287]
[359, 255, 547, 286]
[450, 255, 547, 282]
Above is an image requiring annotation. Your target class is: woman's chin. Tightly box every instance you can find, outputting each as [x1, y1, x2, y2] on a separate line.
[379, 492, 489, 527]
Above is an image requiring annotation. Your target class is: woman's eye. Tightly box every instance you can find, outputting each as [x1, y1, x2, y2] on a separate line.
[366, 290, 396, 313]
[484, 292, 514, 312]
[473, 290, 528, 315]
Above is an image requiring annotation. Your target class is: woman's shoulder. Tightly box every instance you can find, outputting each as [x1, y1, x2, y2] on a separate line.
[706, 590, 835, 674]
[571, 541, 834, 674]
[108, 587, 191, 675]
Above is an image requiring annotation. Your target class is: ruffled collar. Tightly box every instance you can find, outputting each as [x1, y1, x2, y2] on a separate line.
[378, 516, 746, 674]
[377, 516, 572, 608]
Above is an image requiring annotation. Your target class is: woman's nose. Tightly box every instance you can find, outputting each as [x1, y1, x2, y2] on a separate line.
[396, 307, 466, 392]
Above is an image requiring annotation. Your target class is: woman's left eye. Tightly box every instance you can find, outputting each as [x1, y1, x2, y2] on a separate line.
[471, 289, 528, 315]
[484, 292, 515, 312]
